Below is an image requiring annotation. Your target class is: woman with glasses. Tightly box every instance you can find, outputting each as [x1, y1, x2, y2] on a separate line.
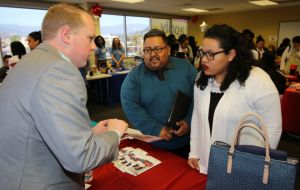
[187, 24, 282, 174]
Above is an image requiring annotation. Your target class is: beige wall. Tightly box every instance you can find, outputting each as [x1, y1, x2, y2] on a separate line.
[188, 5, 300, 48]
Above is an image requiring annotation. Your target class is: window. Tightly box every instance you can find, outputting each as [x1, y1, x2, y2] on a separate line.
[0, 7, 46, 56]
[151, 18, 171, 36]
[100, 14, 150, 57]
[171, 19, 188, 38]
[100, 14, 125, 58]
[126, 16, 150, 57]
[151, 18, 187, 38]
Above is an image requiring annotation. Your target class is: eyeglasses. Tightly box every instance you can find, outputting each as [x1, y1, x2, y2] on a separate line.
[198, 49, 229, 61]
[143, 46, 167, 54]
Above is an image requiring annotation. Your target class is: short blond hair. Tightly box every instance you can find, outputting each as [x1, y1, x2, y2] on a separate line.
[42, 3, 92, 40]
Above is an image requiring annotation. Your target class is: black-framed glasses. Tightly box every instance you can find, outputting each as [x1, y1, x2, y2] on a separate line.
[198, 49, 229, 61]
[143, 46, 167, 54]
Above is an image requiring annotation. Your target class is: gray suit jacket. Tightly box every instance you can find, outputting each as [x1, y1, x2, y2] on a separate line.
[0, 42, 119, 190]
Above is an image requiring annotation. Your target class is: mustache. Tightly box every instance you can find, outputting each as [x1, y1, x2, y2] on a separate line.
[150, 56, 160, 62]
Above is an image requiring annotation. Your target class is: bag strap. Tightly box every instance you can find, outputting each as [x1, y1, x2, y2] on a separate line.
[226, 113, 271, 184]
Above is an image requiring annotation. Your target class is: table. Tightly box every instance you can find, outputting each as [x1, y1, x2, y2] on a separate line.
[87, 71, 129, 105]
[88, 139, 207, 190]
[108, 71, 129, 105]
[86, 73, 112, 81]
[87, 73, 112, 104]
[281, 85, 300, 136]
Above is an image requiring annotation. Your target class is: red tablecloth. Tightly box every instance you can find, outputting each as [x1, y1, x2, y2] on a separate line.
[89, 139, 207, 190]
[281, 86, 300, 136]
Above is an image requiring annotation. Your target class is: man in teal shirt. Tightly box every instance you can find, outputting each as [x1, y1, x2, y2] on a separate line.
[121, 29, 197, 158]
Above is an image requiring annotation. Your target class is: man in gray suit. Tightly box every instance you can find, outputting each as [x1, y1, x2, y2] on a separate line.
[0, 3, 128, 190]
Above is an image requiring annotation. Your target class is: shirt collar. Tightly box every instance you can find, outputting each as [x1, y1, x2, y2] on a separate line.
[58, 51, 71, 63]
[142, 57, 175, 73]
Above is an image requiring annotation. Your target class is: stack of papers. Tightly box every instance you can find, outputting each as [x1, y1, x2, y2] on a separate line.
[113, 147, 161, 176]
[123, 128, 162, 143]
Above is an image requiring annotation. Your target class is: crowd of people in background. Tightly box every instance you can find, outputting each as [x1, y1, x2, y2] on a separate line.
[2, 27, 296, 94]
[166, 33, 199, 67]
[240, 28, 300, 94]
[0, 30, 42, 82]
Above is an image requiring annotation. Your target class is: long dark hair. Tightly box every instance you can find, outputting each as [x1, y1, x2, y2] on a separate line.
[10, 41, 26, 59]
[112, 37, 122, 50]
[196, 24, 253, 91]
[28, 31, 42, 44]
[94, 35, 105, 48]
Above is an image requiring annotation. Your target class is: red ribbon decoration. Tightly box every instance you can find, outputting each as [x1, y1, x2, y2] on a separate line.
[90, 4, 103, 17]
[192, 15, 198, 24]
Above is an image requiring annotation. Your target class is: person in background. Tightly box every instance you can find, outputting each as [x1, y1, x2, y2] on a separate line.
[110, 37, 125, 69]
[94, 35, 108, 70]
[9, 41, 26, 68]
[166, 34, 178, 57]
[121, 29, 197, 158]
[193, 48, 201, 70]
[274, 52, 282, 70]
[188, 35, 198, 63]
[260, 52, 287, 94]
[254, 35, 269, 60]
[267, 44, 276, 60]
[188, 24, 282, 174]
[241, 29, 257, 62]
[277, 38, 291, 57]
[177, 34, 194, 63]
[27, 31, 42, 50]
[0, 3, 128, 190]
[282, 36, 300, 74]
[10, 41, 26, 59]
[0, 55, 12, 82]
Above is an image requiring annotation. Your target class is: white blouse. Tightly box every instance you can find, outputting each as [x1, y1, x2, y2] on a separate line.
[189, 67, 282, 174]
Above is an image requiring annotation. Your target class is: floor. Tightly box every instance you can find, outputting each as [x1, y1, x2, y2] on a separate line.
[87, 101, 300, 188]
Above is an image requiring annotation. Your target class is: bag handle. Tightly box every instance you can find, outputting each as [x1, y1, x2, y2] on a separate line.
[226, 113, 271, 184]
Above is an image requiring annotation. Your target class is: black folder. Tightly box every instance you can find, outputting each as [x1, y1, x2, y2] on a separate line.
[167, 90, 191, 129]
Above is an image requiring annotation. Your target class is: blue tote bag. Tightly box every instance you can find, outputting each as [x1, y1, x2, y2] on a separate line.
[206, 113, 298, 190]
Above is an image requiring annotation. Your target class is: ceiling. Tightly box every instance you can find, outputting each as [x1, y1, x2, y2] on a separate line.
[4, 0, 300, 17]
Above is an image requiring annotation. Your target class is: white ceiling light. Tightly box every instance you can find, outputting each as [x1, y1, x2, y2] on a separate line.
[249, 0, 278, 6]
[182, 8, 209, 13]
[111, 0, 144, 3]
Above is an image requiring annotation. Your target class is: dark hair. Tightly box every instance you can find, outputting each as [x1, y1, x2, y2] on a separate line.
[167, 34, 176, 43]
[256, 35, 265, 44]
[241, 29, 255, 49]
[28, 31, 42, 43]
[259, 52, 277, 71]
[2, 54, 12, 62]
[178, 34, 188, 44]
[196, 24, 253, 91]
[280, 38, 291, 47]
[167, 34, 178, 56]
[188, 36, 198, 58]
[10, 41, 26, 59]
[277, 38, 291, 56]
[143, 29, 167, 44]
[292, 36, 300, 43]
[94, 35, 105, 48]
[242, 29, 254, 40]
[112, 37, 123, 50]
